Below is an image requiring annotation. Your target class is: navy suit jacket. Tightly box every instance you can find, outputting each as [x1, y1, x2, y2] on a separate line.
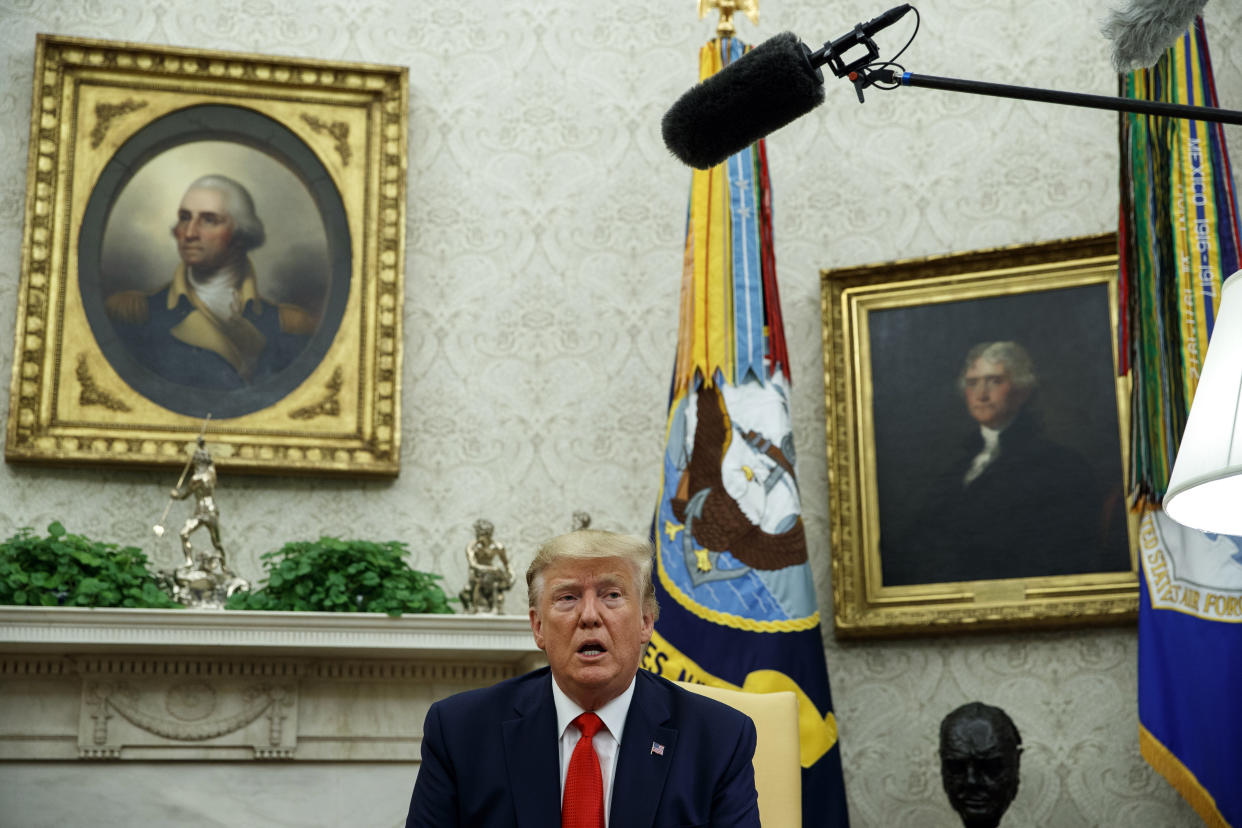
[406, 666, 760, 827]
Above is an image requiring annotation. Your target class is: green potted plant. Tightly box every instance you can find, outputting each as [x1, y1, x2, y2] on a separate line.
[0, 522, 181, 609]
[225, 537, 453, 617]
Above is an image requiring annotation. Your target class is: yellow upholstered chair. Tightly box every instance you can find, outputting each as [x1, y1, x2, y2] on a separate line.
[676, 682, 802, 828]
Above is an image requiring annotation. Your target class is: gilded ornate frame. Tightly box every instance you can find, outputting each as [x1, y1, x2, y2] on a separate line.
[5, 36, 406, 476]
[821, 234, 1138, 637]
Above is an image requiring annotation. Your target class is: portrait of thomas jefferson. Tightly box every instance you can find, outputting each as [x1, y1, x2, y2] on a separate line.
[880, 339, 1129, 585]
[104, 174, 319, 390]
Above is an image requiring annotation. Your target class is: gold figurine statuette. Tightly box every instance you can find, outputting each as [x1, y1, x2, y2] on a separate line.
[459, 519, 515, 614]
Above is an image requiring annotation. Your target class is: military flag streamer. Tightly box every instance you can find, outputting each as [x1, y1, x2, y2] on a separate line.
[1121, 19, 1242, 828]
[1119, 17, 1241, 507]
[644, 36, 849, 827]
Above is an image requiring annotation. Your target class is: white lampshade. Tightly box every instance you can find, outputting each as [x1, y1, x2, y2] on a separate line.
[1164, 270, 1242, 533]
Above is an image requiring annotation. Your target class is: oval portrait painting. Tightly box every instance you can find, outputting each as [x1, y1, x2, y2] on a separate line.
[79, 105, 351, 419]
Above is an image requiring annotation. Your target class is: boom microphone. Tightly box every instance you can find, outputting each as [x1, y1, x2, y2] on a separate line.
[661, 32, 825, 170]
[661, 5, 913, 169]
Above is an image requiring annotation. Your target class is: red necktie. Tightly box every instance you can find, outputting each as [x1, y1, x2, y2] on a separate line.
[562, 712, 605, 828]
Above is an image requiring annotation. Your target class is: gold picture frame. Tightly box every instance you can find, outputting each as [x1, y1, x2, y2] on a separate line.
[5, 35, 407, 476]
[821, 234, 1138, 637]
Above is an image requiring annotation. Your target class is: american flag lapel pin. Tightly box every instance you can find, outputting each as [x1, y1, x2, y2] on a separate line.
[650, 741, 665, 756]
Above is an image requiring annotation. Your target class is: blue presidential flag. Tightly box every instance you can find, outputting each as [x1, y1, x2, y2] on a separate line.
[642, 35, 849, 828]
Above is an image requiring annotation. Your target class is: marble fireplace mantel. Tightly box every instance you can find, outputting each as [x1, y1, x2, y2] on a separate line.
[0, 606, 545, 762]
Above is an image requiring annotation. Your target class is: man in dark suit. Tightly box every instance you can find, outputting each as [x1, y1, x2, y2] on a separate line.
[406, 529, 760, 827]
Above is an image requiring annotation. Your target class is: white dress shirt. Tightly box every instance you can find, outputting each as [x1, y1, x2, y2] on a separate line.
[551, 677, 636, 828]
[963, 425, 1002, 487]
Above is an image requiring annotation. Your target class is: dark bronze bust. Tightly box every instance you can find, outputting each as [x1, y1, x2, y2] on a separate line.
[939, 702, 1022, 828]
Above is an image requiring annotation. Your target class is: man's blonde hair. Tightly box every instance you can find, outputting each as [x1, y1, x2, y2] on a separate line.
[526, 529, 659, 620]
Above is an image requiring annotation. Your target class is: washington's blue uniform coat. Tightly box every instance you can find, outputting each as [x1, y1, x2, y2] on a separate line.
[111, 285, 309, 389]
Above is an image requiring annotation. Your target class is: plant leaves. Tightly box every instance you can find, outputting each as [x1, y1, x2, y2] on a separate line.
[224, 536, 454, 615]
[1, 525, 180, 609]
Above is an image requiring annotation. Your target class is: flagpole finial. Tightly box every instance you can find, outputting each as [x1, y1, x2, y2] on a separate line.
[697, 0, 759, 39]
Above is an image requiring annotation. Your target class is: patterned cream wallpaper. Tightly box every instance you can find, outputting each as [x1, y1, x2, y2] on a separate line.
[0, 0, 1230, 824]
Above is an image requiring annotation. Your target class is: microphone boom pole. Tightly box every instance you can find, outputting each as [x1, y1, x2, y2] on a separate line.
[814, 5, 1242, 125]
[860, 67, 1242, 126]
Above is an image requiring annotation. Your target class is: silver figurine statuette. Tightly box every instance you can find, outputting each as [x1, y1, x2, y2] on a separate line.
[155, 432, 248, 609]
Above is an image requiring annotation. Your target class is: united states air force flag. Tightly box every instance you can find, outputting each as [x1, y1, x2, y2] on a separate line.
[1139, 511, 1242, 827]
[641, 36, 849, 827]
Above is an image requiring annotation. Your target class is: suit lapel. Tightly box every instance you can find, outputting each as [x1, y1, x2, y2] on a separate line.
[609, 672, 678, 826]
[503, 672, 562, 828]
